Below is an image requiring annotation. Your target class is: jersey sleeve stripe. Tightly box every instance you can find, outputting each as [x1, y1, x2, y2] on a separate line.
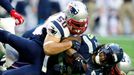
[51, 21, 64, 37]
[85, 35, 97, 52]
[83, 36, 93, 54]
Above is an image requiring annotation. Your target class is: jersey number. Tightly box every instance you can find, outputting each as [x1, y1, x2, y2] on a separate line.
[57, 16, 67, 28]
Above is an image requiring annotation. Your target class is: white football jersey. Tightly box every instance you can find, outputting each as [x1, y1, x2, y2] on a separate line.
[33, 12, 71, 73]
[33, 12, 70, 39]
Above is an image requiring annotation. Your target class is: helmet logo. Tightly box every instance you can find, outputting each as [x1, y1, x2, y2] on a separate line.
[69, 6, 79, 15]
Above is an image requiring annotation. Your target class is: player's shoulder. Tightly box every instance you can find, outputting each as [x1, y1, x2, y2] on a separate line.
[45, 12, 70, 38]
[81, 34, 97, 42]
[48, 12, 66, 21]
[45, 12, 66, 27]
[80, 34, 98, 54]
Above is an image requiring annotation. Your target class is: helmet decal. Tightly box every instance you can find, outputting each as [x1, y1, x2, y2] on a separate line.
[69, 6, 79, 15]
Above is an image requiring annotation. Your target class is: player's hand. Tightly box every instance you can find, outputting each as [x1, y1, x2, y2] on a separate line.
[62, 36, 81, 51]
[71, 40, 81, 51]
[10, 9, 24, 25]
[71, 52, 87, 72]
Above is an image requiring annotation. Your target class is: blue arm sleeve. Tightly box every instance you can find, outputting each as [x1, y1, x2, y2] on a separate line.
[0, 0, 13, 13]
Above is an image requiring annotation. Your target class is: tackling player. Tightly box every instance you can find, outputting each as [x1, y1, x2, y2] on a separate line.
[0, 1, 88, 75]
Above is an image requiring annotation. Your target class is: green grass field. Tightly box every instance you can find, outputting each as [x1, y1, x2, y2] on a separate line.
[97, 35, 134, 67]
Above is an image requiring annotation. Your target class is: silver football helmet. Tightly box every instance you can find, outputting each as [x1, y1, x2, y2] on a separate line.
[65, 1, 88, 35]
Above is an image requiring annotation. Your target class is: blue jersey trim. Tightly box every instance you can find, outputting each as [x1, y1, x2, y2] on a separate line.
[85, 35, 97, 51]
[51, 21, 64, 37]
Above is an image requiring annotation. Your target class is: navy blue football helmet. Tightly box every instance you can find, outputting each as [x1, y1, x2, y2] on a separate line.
[97, 43, 124, 67]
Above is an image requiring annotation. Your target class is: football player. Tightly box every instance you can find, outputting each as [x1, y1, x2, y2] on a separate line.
[60, 34, 124, 75]
[0, 1, 88, 75]
[43, 34, 124, 75]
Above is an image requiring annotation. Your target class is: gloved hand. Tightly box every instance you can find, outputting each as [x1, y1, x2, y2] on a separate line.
[71, 40, 81, 51]
[71, 52, 87, 72]
[10, 9, 24, 25]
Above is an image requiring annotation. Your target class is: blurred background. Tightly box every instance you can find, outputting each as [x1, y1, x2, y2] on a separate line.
[0, 0, 133, 70]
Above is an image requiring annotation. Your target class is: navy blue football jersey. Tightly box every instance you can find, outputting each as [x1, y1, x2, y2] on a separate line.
[79, 34, 104, 75]
[0, 0, 13, 13]
[79, 34, 98, 59]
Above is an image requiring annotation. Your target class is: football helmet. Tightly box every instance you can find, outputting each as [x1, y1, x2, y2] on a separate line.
[65, 1, 88, 35]
[95, 43, 123, 67]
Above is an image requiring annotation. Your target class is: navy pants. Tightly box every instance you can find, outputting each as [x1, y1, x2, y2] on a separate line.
[0, 30, 45, 75]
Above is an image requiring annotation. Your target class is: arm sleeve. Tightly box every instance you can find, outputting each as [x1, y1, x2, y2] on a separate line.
[0, 0, 14, 13]
[46, 21, 62, 39]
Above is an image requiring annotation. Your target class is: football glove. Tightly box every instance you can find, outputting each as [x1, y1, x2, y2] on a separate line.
[10, 9, 24, 25]
[71, 40, 81, 51]
[71, 52, 87, 72]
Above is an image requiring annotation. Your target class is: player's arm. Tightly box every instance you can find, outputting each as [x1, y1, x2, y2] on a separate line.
[62, 36, 88, 71]
[65, 48, 88, 72]
[43, 20, 81, 55]
[43, 34, 73, 55]
[0, 0, 24, 25]
[43, 34, 81, 55]
[0, 0, 13, 13]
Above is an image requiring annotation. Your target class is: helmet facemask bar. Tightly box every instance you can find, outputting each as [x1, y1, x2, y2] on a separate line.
[67, 18, 88, 35]
[95, 46, 114, 66]
[95, 51, 107, 66]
